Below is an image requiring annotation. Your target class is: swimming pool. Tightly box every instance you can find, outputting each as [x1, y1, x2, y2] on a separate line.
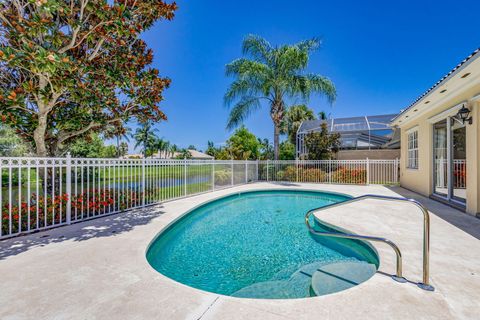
[146, 190, 379, 299]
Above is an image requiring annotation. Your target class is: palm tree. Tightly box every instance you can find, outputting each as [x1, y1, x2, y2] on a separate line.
[104, 123, 131, 157]
[132, 122, 157, 158]
[177, 148, 192, 159]
[205, 141, 220, 158]
[318, 111, 328, 120]
[114, 126, 131, 157]
[224, 35, 336, 159]
[258, 138, 274, 160]
[283, 105, 316, 145]
[163, 140, 170, 158]
[168, 144, 178, 158]
[155, 138, 168, 158]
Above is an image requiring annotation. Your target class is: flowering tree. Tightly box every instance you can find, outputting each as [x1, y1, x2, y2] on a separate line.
[304, 123, 340, 160]
[0, 0, 177, 156]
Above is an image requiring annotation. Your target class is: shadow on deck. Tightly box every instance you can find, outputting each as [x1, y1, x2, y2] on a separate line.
[388, 186, 480, 240]
[0, 206, 164, 260]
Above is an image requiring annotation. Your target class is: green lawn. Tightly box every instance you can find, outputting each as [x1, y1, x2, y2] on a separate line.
[100, 164, 214, 180]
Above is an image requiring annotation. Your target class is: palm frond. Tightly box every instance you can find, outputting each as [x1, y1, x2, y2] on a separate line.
[225, 58, 270, 78]
[226, 96, 261, 130]
[305, 74, 336, 104]
[224, 78, 264, 107]
[277, 47, 307, 73]
[242, 34, 273, 63]
[296, 38, 321, 53]
[275, 38, 321, 75]
[287, 74, 336, 104]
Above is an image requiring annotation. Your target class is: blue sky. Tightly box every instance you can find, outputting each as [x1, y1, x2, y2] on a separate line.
[125, 0, 479, 152]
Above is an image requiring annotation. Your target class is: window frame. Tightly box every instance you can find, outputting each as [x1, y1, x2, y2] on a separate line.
[407, 129, 419, 169]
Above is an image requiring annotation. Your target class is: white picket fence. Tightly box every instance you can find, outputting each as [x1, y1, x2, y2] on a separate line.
[0, 157, 399, 239]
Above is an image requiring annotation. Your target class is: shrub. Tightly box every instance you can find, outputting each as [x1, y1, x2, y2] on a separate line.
[282, 166, 327, 182]
[331, 167, 366, 184]
[215, 170, 231, 185]
[1, 188, 141, 235]
[2, 193, 69, 235]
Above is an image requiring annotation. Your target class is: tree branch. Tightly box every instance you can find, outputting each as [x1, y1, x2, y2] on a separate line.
[87, 38, 105, 61]
[56, 118, 120, 145]
[59, 26, 80, 54]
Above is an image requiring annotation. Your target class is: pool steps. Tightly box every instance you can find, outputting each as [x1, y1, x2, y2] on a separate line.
[232, 260, 375, 299]
[305, 194, 434, 291]
[310, 261, 377, 296]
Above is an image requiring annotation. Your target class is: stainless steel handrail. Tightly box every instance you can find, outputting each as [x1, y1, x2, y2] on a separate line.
[305, 194, 434, 291]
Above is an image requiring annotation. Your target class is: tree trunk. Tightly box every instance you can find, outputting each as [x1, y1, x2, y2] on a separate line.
[273, 124, 280, 160]
[116, 136, 120, 157]
[270, 96, 284, 160]
[33, 76, 51, 157]
[33, 113, 48, 157]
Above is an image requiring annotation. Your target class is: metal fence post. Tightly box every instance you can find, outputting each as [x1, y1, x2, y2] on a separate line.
[231, 159, 234, 186]
[366, 158, 370, 185]
[184, 158, 187, 196]
[296, 159, 299, 182]
[395, 158, 400, 184]
[266, 160, 269, 181]
[66, 153, 72, 224]
[142, 158, 146, 207]
[328, 159, 332, 184]
[256, 160, 259, 181]
[245, 160, 248, 183]
[212, 161, 215, 191]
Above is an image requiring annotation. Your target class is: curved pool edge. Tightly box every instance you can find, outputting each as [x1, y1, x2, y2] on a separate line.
[145, 187, 380, 300]
[311, 216, 381, 270]
[144, 187, 355, 256]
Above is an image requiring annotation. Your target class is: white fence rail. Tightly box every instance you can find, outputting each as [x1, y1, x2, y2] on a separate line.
[258, 159, 399, 185]
[0, 157, 398, 239]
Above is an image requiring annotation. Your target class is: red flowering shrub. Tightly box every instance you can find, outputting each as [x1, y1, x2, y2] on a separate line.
[331, 167, 366, 184]
[1, 187, 149, 235]
[2, 193, 69, 235]
[282, 166, 327, 182]
[70, 188, 144, 219]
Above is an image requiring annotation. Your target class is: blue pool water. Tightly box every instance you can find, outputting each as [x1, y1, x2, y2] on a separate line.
[146, 190, 379, 299]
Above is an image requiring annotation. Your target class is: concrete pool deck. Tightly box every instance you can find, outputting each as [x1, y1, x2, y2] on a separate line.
[0, 183, 479, 319]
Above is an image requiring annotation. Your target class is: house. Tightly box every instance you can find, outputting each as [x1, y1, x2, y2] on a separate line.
[391, 48, 480, 216]
[296, 114, 400, 159]
[185, 149, 214, 160]
[151, 149, 214, 160]
[121, 153, 144, 159]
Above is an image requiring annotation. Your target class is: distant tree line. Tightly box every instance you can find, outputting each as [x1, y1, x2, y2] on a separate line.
[205, 103, 339, 161]
[131, 121, 193, 159]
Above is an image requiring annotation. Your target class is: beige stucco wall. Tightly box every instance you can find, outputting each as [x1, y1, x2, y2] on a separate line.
[466, 101, 480, 214]
[336, 149, 400, 160]
[398, 85, 480, 216]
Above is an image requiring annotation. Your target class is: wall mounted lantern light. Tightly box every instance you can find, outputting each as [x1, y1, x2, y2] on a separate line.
[456, 104, 473, 125]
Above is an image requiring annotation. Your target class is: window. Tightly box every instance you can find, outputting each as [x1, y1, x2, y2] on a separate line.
[407, 130, 418, 169]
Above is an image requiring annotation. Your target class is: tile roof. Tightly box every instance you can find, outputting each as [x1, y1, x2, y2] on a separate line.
[391, 47, 480, 123]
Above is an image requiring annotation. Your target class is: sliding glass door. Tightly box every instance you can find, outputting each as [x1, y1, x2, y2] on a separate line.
[432, 117, 467, 205]
[452, 121, 467, 202]
[433, 120, 448, 197]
